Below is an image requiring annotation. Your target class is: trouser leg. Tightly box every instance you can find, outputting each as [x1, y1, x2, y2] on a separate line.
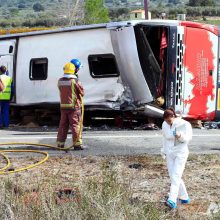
[178, 178, 189, 200]
[78, 109, 83, 145]
[68, 109, 82, 146]
[2, 101, 10, 127]
[57, 110, 69, 146]
[168, 155, 188, 203]
[166, 154, 175, 179]
[166, 154, 175, 198]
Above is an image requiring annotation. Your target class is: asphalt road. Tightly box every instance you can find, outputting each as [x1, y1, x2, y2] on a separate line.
[0, 128, 220, 157]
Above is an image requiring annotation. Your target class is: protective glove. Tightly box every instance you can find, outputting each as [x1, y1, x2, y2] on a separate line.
[172, 128, 176, 136]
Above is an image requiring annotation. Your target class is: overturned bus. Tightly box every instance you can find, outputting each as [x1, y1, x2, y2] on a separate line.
[0, 20, 219, 120]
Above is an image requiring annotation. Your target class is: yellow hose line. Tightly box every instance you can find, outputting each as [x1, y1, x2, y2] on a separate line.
[0, 142, 70, 175]
[79, 95, 84, 139]
[0, 97, 84, 175]
[0, 149, 48, 175]
[0, 152, 11, 172]
[0, 142, 74, 150]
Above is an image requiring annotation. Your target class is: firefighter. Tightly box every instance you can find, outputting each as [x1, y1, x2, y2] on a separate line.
[0, 66, 13, 129]
[57, 61, 84, 150]
[70, 58, 82, 75]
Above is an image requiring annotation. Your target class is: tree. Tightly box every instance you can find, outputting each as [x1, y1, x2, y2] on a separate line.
[57, 0, 84, 26]
[84, 0, 109, 24]
[33, 3, 45, 12]
[18, 3, 26, 9]
[189, 0, 215, 6]
[109, 8, 129, 21]
[168, 0, 180, 4]
[201, 0, 215, 6]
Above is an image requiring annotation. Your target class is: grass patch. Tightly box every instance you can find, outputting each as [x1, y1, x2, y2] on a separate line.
[0, 159, 173, 220]
[0, 154, 219, 219]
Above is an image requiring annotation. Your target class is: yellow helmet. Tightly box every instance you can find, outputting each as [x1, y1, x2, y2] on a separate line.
[63, 62, 75, 74]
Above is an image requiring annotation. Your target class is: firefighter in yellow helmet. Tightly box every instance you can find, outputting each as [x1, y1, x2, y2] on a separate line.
[57, 62, 85, 150]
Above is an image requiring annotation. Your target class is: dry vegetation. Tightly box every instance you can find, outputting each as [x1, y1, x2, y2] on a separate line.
[0, 153, 220, 220]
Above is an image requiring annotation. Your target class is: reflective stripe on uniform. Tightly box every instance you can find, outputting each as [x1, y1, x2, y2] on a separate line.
[71, 80, 77, 108]
[57, 141, 65, 145]
[58, 80, 72, 86]
[60, 103, 75, 108]
[0, 75, 12, 100]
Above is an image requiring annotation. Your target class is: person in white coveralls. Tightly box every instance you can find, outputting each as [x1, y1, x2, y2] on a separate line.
[161, 108, 192, 209]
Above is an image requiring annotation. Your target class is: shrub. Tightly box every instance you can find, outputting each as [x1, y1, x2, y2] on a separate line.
[33, 2, 45, 12]
[18, 3, 26, 9]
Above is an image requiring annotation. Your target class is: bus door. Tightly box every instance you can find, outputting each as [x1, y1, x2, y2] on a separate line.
[0, 40, 16, 77]
[110, 25, 153, 105]
[0, 40, 16, 101]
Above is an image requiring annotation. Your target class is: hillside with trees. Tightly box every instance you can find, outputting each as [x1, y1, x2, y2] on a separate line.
[0, 0, 108, 27]
[0, 0, 220, 28]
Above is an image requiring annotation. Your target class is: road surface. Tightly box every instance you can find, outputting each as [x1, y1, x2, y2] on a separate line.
[0, 128, 219, 157]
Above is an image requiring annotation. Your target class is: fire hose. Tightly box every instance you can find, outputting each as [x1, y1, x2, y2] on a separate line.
[0, 96, 84, 175]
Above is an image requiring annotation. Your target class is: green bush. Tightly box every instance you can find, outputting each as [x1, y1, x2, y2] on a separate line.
[18, 3, 26, 9]
[33, 2, 44, 12]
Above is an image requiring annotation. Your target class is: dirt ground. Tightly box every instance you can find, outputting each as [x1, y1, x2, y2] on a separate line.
[1, 153, 220, 219]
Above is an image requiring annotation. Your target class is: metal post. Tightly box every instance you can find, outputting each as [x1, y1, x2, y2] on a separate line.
[144, 0, 148, 20]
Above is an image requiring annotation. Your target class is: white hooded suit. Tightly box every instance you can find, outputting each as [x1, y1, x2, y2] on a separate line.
[162, 117, 192, 203]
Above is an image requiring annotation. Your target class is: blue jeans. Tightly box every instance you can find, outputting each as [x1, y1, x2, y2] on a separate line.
[0, 101, 10, 127]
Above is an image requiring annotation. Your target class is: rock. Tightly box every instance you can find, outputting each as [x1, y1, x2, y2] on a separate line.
[87, 158, 97, 164]
[129, 196, 141, 205]
[207, 202, 220, 215]
[128, 163, 143, 169]
[139, 181, 149, 188]
[55, 188, 80, 204]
